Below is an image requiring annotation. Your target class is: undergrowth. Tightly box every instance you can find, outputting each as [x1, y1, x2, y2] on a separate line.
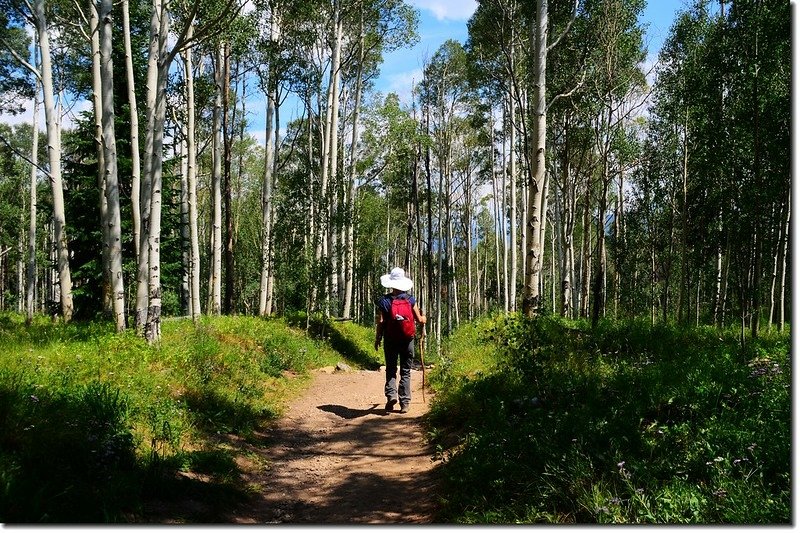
[426, 314, 790, 524]
[0, 312, 377, 523]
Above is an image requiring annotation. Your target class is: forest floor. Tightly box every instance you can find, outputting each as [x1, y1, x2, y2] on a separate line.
[221, 366, 441, 524]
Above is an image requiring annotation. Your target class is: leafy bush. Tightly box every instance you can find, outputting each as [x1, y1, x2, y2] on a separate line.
[427, 315, 790, 524]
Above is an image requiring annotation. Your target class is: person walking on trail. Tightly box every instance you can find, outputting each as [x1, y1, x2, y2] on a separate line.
[374, 267, 427, 414]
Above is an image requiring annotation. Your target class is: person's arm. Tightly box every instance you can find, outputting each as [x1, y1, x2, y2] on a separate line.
[374, 305, 385, 351]
[413, 303, 427, 324]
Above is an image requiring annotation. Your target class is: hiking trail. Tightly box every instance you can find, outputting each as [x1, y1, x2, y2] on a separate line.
[230, 366, 441, 524]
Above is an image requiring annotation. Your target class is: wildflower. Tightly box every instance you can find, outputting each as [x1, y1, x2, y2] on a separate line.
[635, 488, 644, 495]
[609, 497, 622, 505]
[617, 461, 626, 468]
[713, 457, 724, 463]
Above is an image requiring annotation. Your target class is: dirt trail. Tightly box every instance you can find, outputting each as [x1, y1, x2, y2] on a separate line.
[232, 366, 441, 524]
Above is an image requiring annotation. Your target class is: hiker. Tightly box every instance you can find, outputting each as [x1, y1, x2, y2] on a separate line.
[374, 267, 427, 414]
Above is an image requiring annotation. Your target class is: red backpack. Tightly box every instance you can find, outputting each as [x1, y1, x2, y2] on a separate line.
[386, 295, 416, 341]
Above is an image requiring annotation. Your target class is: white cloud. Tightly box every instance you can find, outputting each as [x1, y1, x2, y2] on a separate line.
[383, 68, 423, 105]
[0, 96, 92, 132]
[408, 0, 477, 21]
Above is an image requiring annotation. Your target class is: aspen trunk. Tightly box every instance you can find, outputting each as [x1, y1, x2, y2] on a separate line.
[559, 139, 575, 318]
[183, 29, 201, 321]
[136, 0, 162, 333]
[466, 174, 474, 321]
[222, 45, 234, 314]
[579, 182, 591, 318]
[258, 84, 277, 316]
[489, 109, 501, 308]
[89, 0, 112, 316]
[523, 0, 548, 316]
[142, 0, 169, 343]
[711, 213, 724, 326]
[678, 110, 689, 324]
[26, 54, 40, 325]
[343, 23, 365, 319]
[34, 0, 73, 322]
[180, 131, 189, 314]
[773, 191, 789, 331]
[209, 45, 224, 316]
[122, 0, 141, 265]
[509, 52, 518, 313]
[99, 0, 125, 331]
[501, 102, 509, 312]
[614, 167, 623, 316]
[777, 197, 789, 332]
[327, 8, 344, 310]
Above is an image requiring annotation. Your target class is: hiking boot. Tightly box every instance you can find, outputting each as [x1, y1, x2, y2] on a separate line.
[385, 398, 397, 412]
[399, 404, 409, 414]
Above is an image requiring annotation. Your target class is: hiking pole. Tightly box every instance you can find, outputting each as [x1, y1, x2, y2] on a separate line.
[419, 323, 426, 403]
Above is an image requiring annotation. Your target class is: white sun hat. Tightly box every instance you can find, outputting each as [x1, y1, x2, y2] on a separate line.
[380, 266, 413, 292]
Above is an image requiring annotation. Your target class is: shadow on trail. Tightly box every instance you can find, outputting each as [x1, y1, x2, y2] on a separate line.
[232, 401, 441, 523]
[317, 403, 385, 419]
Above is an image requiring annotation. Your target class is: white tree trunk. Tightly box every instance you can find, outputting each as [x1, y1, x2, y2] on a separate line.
[34, 0, 73, 321]
[523, 0, 547, 316]
[501, 102, 509, 312]
[209, 44, 224, 316]
[777, 193, 789, 331]
[489, 109, 501, 308]
[258, 10, 280, 317]
[509, 88, 518, 312]
[89, 0, 112, 315]
[258, 87, 276, 316]
[26, 46, 40, 325]
[342, 25, 365, 320]
[183, 28, 201, 321]
[123, 0, 141, 265]
[136, 0, 162, 333]
[142, 0, 169, 342]
[99, 0, 126, 331]
[327, 10, 343, 309]
[180, 130, 190, 314]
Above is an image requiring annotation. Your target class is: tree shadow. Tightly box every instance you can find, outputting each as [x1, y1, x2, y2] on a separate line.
[317, 403, 386, 419]
[230, 400, 443, 524]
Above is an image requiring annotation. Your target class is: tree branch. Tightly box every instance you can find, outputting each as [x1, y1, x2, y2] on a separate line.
[0, 131, 51, 181]
[547, 0, 578, 54]
[0, 38, 41, 80]
[547, 68, 586, 113]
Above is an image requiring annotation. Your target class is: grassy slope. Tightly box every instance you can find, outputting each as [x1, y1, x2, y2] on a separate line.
[0, 313, 380, 523]
[426, 314, 790, 524]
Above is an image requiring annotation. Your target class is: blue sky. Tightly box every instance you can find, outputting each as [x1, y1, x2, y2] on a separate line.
[2, 0, 693, 140]
[246, 0, 691, 141]
[373, 0, 689, 103]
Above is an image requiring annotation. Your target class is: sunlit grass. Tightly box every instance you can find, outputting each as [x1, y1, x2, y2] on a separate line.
[0, 312, 376, 522]
[427, 314, 790, 524]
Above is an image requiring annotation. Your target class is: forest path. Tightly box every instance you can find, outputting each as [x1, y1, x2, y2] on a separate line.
[231, 366, 441, 524]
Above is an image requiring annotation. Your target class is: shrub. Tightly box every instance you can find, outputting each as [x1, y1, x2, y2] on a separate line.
[427, 315, 790, 524]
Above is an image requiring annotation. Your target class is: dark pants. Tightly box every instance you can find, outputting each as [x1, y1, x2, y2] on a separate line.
[384, 337, 414, 406]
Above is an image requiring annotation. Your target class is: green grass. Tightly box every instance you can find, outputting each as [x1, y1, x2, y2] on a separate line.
[0, 312, 377, 523]
[426, 314, 790, 524]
